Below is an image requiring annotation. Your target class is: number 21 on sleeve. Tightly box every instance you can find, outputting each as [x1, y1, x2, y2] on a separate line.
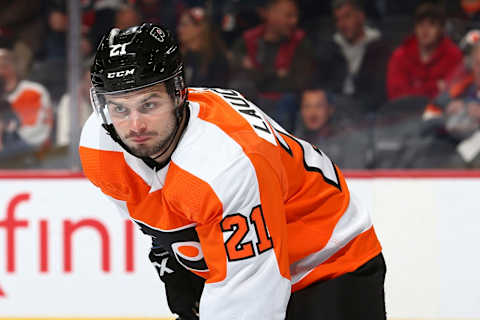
[220, 205, 274, 262]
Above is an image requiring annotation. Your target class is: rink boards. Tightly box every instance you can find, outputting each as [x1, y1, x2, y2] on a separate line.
[0, 170, 479, 319]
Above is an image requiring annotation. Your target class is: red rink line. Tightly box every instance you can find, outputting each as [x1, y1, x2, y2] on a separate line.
[343, 169, 480, 179]
[0, 170, 85, 179]
[0, 169, 480, 179]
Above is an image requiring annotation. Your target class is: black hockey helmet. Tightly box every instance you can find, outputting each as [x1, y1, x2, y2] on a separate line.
[89, 23, 188, 162]
[90, 23, 187, 128]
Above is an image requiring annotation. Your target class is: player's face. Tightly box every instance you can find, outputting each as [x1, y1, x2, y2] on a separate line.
[301, 90, 333, 131]
[415, 19, 443, 50]
[334, 4, 365, 43]
[105, 84, 177, 158]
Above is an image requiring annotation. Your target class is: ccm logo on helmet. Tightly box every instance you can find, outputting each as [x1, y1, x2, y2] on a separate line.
[107, 69, 135, 78]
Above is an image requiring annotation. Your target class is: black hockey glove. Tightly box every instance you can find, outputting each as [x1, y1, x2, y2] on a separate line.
[149, 246, 204, 320]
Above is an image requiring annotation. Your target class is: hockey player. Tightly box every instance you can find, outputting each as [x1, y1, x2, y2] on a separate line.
[80, 23, 386, 320]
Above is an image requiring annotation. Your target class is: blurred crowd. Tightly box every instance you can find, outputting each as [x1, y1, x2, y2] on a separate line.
[1, 0, 480, 169]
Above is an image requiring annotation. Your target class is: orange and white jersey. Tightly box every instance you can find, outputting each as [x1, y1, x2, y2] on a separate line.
[7, 80, 52, 147]
[79, 88, 381, 319]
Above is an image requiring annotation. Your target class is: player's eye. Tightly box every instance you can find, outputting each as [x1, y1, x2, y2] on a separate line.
[112, 105, 127, 113]
[143, 102, 156, 110]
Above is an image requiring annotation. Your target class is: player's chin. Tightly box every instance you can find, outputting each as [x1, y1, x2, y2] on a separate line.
[128, 145, 155, 158]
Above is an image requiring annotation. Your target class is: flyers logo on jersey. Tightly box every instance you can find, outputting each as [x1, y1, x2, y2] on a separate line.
[135, 221, 209, 272]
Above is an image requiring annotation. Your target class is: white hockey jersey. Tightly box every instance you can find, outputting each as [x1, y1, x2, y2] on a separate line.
[79, 88, 381, 319]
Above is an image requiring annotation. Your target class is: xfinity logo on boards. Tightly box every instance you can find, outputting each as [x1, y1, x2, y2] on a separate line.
[107, 69, 135, 78]
[0, 192, 136, 299]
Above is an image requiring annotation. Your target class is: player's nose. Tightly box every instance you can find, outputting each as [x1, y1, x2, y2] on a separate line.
[129, 110, 147, 132]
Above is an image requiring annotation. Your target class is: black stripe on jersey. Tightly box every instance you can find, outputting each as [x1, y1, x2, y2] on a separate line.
[270, 126, 293, 156]
[283, 133, 342, 192]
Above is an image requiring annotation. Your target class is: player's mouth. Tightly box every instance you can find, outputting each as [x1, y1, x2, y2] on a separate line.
[131, 136, 152, 143]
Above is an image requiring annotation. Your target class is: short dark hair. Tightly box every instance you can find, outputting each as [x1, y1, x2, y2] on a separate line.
[332, 0, 363, 12]
[302, 87, 336, 106]
[264, 0, 298, 9]
[414, 3, 446, 26]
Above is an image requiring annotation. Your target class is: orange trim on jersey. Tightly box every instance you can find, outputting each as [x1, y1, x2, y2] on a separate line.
[424, 74, 474, 117]
[424, 103, 442, 114]
[127, 189, 195, 232]
[191, 90, 258, 143]
[188, 89, 371, 284]
[79, 146, 188, 227]
[190, 90, 285, 173]
[462, 1, 480, 14]
[11, 89, 44, 126]
[190, 90, 291, 280]
[124, 162, 217, 231]
[423, 103, 443, 118]
[164, 161, 226, 282]
[291, 226, 382, 292]
[164, 161, 224, 223]
[449, 74, 474, 98]
[279, 134, 351, 264]
[247, 153, 291, 280]
[79, 146, 150, 201]
[79, 146, 190, 230]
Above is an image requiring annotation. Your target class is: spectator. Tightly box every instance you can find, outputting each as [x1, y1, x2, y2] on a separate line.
[220, 0, 272, 48]
[316, 0, 391, 113]
[230, 0, 315, 131]
[45, 0, 125, 60]
[0, 88, 30, 160]
[423, 31, 480, 167]
[114, 4, 141, 30]
[295, 88, 369, 168]
[135, 0, 187, 31]
[177, 7, 229, 87]
[444, 0, 480, 44]
[387, 3, 463, 101]
[87, 0, 126, 53]
[0, 48, 53, 151]
[56, 62, 92, 148]
[0, 0, 46, 78]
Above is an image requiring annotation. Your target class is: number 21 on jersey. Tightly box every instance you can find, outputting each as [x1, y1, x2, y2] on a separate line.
[220, 205, 273, 261]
